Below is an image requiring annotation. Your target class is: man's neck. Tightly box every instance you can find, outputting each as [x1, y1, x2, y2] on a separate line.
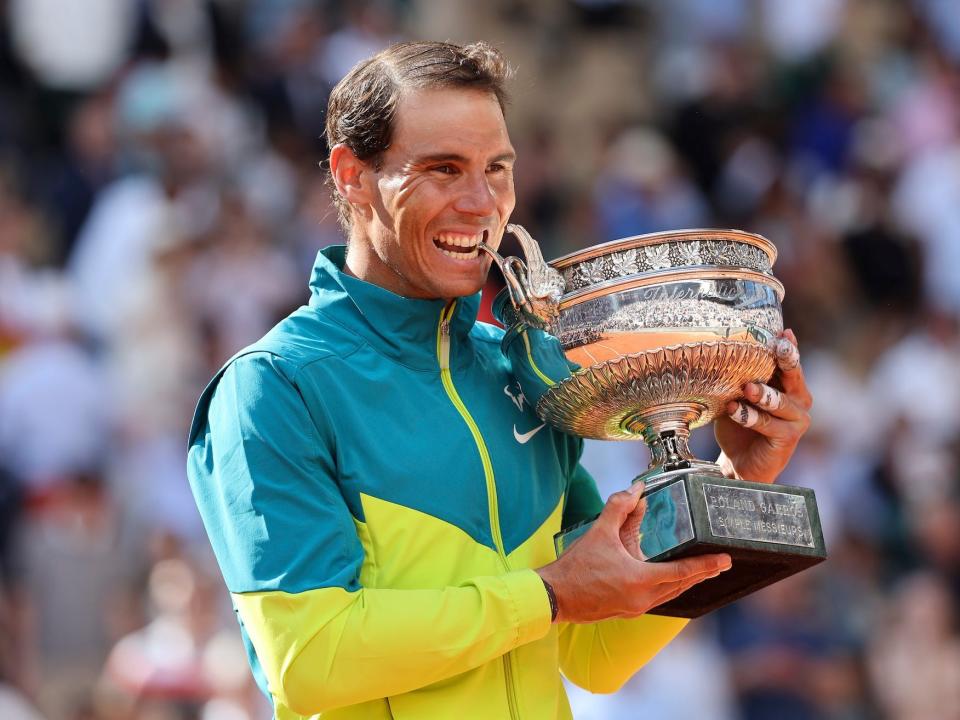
[342, 259, 359, 280]
[344, 238, 429, 300]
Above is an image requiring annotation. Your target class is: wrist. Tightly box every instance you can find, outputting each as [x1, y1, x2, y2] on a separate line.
[541, 577, 559, 623]
[536, 566, 563, 623]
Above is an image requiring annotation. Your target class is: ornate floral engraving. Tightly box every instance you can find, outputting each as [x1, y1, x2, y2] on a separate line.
[645, 244, 672, 270]
[677, 241, 701, 265]
[712, 241, 737, 266]
[565, 264, 588, 289]
[583, 258, 608, 285]
[561, 238, 775, 292]
[610, 247, 639, 276]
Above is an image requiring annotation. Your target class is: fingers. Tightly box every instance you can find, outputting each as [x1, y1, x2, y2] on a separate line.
[741, 382, 803, 420]
[646, 552, 731, 585]
[619, 494, 648, 560]
[771, 332, 813, 405]
[622, 554, 733, 615]
[724, 330, 813, 437]
[774, 335, 800, 372]
[752, 382, 787, 412]
[649, 572, 718, 610]
[725, 399, 805, 439]
[727, 399, 762, 429]
[596, 481, 645, 533]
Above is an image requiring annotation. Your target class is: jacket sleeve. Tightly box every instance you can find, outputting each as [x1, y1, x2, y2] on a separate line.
[557, 453, 689, 693]
[557, 613, 687, 693]
[187, 352, 552, 716]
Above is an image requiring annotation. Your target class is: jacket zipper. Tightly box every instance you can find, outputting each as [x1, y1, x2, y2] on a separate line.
[436, 301, 521, 720]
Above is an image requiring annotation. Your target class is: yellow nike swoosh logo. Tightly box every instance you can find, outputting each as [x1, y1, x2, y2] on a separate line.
[513, 423, 547, 444]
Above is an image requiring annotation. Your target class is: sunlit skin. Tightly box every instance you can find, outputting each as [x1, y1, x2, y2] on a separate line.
[329, 87, 516, 301]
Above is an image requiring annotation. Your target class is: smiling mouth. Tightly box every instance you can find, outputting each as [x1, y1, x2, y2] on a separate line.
[433, 230, 488, 260]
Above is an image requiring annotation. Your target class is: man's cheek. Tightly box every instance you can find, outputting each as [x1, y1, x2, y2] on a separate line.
[395, 174, 433, 207]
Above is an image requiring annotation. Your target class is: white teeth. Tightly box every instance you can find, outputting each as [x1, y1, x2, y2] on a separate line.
[439, 247, 479, 260]
[435, 232, 482, 248]
[433, 231, 483, 261]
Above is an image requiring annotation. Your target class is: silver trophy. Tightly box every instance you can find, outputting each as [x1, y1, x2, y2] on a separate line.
[483, 225, 826, 618]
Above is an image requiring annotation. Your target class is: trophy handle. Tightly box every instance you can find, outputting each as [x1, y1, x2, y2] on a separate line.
[479, 242, 532, 313]
[479, 223, 564, 330]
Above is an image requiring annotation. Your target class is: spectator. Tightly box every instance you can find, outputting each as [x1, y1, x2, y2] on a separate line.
[868, 572, 960, 719]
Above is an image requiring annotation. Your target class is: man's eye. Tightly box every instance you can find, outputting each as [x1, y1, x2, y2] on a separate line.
[431, 165, 457, 175]
[487, 163, 505, 173]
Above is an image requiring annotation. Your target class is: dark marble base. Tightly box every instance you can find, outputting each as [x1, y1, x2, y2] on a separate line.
[554, 473, 827, 618]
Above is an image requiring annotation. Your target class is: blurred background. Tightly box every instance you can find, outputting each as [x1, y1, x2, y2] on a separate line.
[1, 0, 959, 718]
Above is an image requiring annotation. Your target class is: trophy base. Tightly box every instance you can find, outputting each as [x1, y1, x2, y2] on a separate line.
[554, 472, 827, 618]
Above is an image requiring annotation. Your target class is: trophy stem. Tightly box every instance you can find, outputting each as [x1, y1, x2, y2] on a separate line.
[621, 402, 714, 488]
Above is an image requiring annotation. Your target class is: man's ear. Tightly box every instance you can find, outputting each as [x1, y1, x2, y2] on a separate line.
[329, 144, 375, 216]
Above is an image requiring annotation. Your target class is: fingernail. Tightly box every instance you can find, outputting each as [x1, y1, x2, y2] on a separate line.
[720, 555, 733, 570]
[628, 480, 645, 495]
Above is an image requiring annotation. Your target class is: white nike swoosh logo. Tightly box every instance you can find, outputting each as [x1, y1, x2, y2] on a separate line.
[514, 423, 547, 444]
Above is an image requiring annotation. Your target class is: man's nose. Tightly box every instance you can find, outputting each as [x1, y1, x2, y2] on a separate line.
[453, 172, 498, 216]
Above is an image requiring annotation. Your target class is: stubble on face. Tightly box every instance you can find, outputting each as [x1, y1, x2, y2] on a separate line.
[346, 87, 516, 301]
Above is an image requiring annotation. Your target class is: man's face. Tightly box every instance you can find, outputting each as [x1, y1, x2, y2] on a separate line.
[355, 86, 516, 300]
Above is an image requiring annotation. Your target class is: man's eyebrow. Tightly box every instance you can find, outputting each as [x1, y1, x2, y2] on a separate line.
[490, 151, 517, 164]
[412, 151, 517, 165]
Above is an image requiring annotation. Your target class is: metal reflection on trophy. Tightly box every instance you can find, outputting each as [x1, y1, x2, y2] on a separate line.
[482, 224, 826, 618]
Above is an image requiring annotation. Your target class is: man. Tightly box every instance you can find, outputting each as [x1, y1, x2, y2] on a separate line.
[187, 41, 812, 719]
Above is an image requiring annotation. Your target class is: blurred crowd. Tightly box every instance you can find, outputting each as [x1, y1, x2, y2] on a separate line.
[1, 1, 959, 719]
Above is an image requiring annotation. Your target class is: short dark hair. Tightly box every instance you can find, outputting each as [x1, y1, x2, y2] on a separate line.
[324, 40, 512, 230]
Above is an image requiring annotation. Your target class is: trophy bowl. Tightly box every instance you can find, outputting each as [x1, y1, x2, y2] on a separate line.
[485, 225, 826, 618]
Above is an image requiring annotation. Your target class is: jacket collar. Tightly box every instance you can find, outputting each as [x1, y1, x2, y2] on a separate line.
[307, 246, 481, 371]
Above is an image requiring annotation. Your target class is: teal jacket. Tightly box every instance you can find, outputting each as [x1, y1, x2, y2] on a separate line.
[186, 246, 686, 719]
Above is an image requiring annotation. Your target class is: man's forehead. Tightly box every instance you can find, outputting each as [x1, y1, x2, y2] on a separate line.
[391, 86, 512, 156]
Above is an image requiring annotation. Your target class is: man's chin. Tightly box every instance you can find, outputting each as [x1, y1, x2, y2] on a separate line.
[429, 262, 492, 299]
[439, 284, 485, 301]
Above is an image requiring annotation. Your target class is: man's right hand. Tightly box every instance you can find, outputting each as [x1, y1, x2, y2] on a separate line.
[535, 482, 732, 623]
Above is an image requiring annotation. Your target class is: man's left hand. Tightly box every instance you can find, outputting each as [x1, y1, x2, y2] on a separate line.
[714, 329, 812, 484]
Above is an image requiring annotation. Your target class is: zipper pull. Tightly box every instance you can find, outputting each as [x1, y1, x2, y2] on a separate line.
[438, 302, 456, 371]
[441, 301, 456, 336]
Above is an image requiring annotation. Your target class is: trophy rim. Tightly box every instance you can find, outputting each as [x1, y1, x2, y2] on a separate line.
[549, 228, 778, 270]
[560, 266, 785, 308]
